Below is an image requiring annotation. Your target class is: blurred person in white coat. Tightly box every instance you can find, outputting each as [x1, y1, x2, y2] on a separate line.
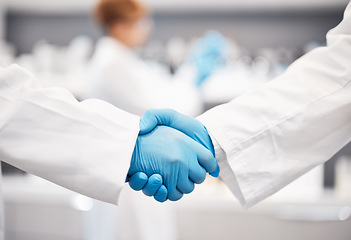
[85, 0, 204, 117]
[139, 1, 351, 207]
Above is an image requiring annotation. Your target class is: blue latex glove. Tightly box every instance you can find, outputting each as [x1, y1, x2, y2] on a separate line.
[188, 30, 228, 86]
[140, 109, 220, 177]
[128, 125, 218, 201]
[127, 172, 168, 202]
[127, 172, 148, 191]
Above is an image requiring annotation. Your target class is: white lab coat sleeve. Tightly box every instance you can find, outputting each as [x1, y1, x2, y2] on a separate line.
[0, 65, 140, 205]
[197, 3, 351, 208]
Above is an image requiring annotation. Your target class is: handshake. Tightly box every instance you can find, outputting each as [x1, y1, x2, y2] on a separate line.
[126, 109, 220, 202]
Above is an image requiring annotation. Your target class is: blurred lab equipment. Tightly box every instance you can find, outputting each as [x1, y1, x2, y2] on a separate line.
[14, 35, 93, 98]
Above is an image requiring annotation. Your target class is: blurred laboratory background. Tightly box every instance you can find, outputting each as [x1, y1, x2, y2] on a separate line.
[1, 0, 351, 239]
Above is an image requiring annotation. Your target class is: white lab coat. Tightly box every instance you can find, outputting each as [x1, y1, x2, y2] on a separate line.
[85, 37, 202, 117]
[0, 65, 140, 239]
[198, 1, 351, 208]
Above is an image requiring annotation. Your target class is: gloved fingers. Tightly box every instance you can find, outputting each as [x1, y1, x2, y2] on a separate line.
[209, 165, 220, 178]
[195, 142, 219, 174]
[177, 179, 195, 194]
[142, 174, 163, 196]
[188, 156, 207, 184]
[164, 166, 184, 201]
[192, 126, 215, 156]
[154, 185, 168, 203]
[176, 163, 195, 194]
[167, 189, 184, 201]
[128, 172, 148, 191]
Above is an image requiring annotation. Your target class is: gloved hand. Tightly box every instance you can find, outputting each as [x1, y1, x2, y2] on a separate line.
[140, 109, 220, 177]
[188, 30, 228, 86]
[128, 125, 218, 201]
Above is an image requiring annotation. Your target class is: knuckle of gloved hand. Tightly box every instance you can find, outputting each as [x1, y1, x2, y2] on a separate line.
[204, 153, 217, 172]
[209, 162, 218, 174]
[155, 195, 166, 203]
[183, 184, 195, 194]
[168, 192, 183, 201]
[199, 174, 207, 184]
[155, 187, 167, 202]
[195, 170, 207, 184]
[150, 174, 163, 185]
[142, 188, 153, 197]
[137, 172, 148, 180]
[128, 181, 138, 191]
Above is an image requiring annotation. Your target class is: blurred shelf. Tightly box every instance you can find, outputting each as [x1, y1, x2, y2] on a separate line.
[4, 0, 349, 15]
[4, 0, 97, 15]
[145, 0, 349, 14]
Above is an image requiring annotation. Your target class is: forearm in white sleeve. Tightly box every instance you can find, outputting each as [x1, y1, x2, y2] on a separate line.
[0, 65, 140, 205]
[198, 3, 351, 208]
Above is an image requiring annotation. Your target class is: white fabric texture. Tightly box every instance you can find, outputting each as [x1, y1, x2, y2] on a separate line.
[198, 2, 351, 208]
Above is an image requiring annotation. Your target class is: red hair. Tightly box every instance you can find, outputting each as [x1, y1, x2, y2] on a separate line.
[95, 0, 148, 27]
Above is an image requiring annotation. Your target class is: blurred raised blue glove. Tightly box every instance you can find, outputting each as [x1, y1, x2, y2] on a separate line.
[128, 125, 218, 201]
[188, 30, 228, 86]
[140, 109, 220, 177]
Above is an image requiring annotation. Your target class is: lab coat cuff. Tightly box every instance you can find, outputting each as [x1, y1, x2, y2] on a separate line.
[113, 125, 140, 206]
[111, 116, 140, 206]
[197, 115, 256, 208]
[79, 99, 141, 205]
